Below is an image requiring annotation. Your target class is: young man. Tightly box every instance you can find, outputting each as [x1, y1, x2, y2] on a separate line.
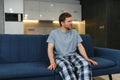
[47, 12, 97, 80]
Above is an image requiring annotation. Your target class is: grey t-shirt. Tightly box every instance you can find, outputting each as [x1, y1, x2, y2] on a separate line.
[47, 28, 83, 57]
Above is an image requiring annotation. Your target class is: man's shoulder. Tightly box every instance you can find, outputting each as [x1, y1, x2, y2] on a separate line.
[71, 29, 78, 34]
[50, 28, 60, 34]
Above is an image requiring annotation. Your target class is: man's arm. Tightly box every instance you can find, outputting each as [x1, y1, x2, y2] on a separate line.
[78, 43, 98, 65]
[48, 43, 57, 70]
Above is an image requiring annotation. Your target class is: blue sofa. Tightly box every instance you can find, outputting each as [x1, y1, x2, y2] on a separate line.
[0, 34, 120, 80]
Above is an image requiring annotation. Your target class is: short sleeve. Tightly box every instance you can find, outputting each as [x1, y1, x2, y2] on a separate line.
[77, 34, 83, 44]
[47, 31, 55, 44]
[73, 30, 83, 44]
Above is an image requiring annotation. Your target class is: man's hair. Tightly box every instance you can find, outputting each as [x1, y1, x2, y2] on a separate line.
[59, 12, 72, 26]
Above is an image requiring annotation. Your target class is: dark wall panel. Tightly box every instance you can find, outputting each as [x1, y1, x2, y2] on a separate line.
[81, 0, 120, 49]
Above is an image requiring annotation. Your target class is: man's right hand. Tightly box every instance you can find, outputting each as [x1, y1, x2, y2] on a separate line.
[48, 63, 57, 70]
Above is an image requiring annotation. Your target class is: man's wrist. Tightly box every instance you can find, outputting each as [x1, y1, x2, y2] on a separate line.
[85, 57, 90, 61]
[50, 59, 55, 64]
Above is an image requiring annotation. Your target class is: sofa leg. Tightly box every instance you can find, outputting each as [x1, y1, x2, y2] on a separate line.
[108, 74, 112, 80]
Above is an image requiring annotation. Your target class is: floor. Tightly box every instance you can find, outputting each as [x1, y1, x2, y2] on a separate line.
[93, 74, 120, 80]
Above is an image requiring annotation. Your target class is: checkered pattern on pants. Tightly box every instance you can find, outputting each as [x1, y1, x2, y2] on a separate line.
[56, 53, 92, 80]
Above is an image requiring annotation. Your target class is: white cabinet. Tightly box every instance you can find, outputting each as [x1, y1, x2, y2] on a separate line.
[53, 3, 69, 20]
[5, 22, 24, 34]
[54, 3, 81, 21]
[4, 0, 24, 34]
[24, 0, 39, 20]
[4, 0, 23, 13]
[71, 4, 81, 21]
[24, 1, 81, 21]
[39, 2, 55, 20]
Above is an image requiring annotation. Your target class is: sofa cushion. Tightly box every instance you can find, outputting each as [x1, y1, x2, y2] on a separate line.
[80, 34, 94, 57]
[0, 34, 49, 63]
[91, 57, 116, 70]
[0, 62, 54, 79]
[18, 35, 48, 62]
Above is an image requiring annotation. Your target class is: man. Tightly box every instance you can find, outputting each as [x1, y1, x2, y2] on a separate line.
[47, 12, 97, 80]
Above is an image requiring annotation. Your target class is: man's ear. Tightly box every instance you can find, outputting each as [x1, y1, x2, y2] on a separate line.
[61, 21, 64, 26]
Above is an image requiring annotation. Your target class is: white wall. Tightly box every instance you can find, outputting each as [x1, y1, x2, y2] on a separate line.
[0, 0, 4, 34]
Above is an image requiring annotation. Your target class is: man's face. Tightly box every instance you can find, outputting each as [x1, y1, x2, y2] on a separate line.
[62, 17, 72, 30]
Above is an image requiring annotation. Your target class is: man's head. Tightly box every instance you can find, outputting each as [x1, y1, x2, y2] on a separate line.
[59, 12, 72, 30]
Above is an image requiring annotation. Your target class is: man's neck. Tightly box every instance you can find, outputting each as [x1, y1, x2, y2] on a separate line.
[60, 27, 69, 33]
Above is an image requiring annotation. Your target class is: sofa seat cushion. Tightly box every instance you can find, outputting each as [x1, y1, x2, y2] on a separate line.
[91, 57, 116, 70]
[0, 62, 54, 79]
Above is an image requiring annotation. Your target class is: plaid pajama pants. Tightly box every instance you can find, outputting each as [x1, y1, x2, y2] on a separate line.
[56, 53, 92, 80]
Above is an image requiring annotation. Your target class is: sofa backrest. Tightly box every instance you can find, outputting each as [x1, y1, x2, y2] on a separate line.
[80, 34, 94, 57]
[0, 34, 94, 63]
[0, 34, 49, 63]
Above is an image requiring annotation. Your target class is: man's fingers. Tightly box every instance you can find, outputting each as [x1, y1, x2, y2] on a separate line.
[48, 65, 55, 70]
[53, 65, 56, 70]
[48, 64, 57, 70]
[48, 65, 52, 70]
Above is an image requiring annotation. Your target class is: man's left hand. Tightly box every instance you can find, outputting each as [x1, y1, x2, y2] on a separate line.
[86, 58, 98, 65]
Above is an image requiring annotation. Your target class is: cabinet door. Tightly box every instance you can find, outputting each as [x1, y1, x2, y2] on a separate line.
[24, 1, 81, 21]
[4, 0, 23, 13]
[24, 0, 39, 20]
[54, 3, 81, 21]
[72, 4, 81, 21]
[39, 2, 55, 20]
[5, 22, 23, 34]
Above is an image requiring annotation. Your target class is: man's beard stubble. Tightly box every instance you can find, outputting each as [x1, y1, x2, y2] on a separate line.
[65, 25, 72, 30]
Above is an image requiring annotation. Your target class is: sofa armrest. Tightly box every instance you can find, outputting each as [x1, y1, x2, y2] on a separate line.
[94, 47, 120, 66]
